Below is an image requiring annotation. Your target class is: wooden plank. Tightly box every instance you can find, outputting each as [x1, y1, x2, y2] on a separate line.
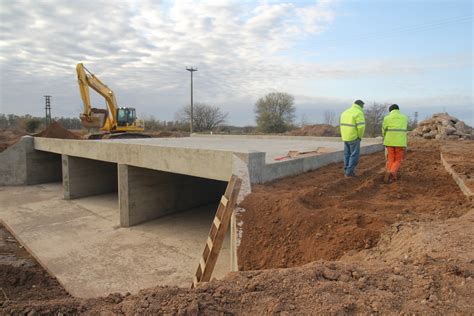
[220, 195, 228, 207]
[192, 174, 242, 288]
[207, 237, 213, 250]
[213, 217, 221, 228]
[200, 175, 241, 283]
[200, 257, 206, 272]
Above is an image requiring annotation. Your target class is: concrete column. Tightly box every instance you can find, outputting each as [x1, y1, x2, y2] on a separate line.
[119, 164, 227, 227]
[62, 155, 117, 199]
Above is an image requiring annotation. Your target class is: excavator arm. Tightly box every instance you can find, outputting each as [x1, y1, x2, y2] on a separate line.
[77, 63, 128, 132]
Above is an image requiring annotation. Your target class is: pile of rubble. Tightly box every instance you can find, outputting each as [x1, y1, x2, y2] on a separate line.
[412, 113, 472, 140]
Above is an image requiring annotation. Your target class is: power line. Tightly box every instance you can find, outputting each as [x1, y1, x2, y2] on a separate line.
[308, 14, 473, 50]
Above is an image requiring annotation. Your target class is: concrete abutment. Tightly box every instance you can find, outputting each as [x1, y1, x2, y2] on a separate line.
[118, 164, 227, 227]
[0, 136, 62, 185]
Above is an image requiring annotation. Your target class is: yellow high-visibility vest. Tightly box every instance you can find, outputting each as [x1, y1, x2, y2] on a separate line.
[340, 103, 366, 142]
[382, 109, 408, 147]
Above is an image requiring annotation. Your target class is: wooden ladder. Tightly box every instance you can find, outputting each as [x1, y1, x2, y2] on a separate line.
[192, 174, 242, 288]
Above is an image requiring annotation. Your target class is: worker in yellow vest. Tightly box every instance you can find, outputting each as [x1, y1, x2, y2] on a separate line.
[382, 104, 408, 183]
[340, 100, 366, 177]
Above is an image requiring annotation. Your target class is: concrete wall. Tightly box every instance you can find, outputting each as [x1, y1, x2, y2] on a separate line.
[119, 164, 227, 227]
[248, 143, 384, 183]
[62, 155, 117, 199]
[0, 136, 62, 186]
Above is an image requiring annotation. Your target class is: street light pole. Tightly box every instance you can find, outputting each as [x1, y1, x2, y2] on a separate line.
[186, 66, 197, 134]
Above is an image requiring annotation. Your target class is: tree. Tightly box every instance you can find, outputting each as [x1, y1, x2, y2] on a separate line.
[23, 118, 42, 132]
[407, 111, 418, 131]
[254, 92, 295, 133]
[323, 110, 336, 126]
[299, 113, 311, 127]
[175, 102, 228, 132]
[364, 102, 388, 137]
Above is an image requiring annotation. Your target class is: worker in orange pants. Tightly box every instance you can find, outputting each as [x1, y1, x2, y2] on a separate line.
[386, 146, 405, 181]
[382, 104, 408, 183]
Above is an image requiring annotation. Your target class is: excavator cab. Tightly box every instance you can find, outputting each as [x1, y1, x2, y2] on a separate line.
[117, 107, 137, 127]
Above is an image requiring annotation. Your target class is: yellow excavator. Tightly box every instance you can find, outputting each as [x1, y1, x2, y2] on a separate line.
[76, 63, 149, 139]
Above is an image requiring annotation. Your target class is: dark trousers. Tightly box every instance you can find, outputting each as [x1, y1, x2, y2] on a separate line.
[344, 139, 361, 176]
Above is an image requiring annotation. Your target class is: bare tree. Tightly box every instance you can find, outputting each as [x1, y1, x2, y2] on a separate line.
[323, 110, 336, 126]
[175, 102, 228, 132]
[364, 102, 388, 137]
[255, 92, 296, 133]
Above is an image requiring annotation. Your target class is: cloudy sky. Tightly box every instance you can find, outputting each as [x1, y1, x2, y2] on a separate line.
[0, 0, 472, 125]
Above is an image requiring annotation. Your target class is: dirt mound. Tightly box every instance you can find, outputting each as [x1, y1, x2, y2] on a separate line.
[0, 224, 70, 304]
[0, 129, 27, 153]
[412, 113, 473, 140]
[288, 124, 340, 137]
[4, 249, 473, 314]
[34, 122, 82, 140]
[237, 138, 472, 270]
[343, 209, 474, 265]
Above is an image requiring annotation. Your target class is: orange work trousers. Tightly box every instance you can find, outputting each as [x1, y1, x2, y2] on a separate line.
[386, 146, 405, 178]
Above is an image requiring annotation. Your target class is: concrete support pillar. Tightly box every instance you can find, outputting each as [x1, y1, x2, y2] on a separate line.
[118, 164, 226, 227]
[62, 155, 117, 199]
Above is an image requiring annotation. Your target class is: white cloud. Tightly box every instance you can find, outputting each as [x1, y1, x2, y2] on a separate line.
[0, 0, 341, 119]
[0, 0, 472, 126]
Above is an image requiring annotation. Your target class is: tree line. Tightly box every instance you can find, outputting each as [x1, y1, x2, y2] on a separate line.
[1, 94, 417, 135]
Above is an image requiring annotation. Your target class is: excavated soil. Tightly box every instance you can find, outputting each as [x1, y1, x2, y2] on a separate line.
[288, 124, 340, 137]
[34, 122, 81, 140]
[441, 141, 474, 192]
[0, 224, 70, 305]
[0, 124, 81, 153]
[238, 138, 473, 270]
[2, 210, 473, 314]
[0, 129, 27, 153]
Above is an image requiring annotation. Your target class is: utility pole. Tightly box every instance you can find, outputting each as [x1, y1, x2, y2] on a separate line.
[44, 95, 52, 126]
[186, 66, 197, 133]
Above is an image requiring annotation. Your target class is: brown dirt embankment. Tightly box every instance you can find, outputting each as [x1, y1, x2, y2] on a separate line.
[441, 141, 474, 193]
[237, 138, 473, 270]
[0, 123, 81, 153]
[0, 224, 70, 304]
[0, 129, 27, 152]
[2, 210, 473, 314]
[34, 122, 81, 140]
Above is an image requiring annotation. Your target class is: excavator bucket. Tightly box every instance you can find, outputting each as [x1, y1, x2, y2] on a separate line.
[80, 108, 107, 129]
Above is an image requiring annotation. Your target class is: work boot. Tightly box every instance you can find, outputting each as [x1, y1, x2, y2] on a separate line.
[345, 173, 358, 178]
[383, 171, 391, 183]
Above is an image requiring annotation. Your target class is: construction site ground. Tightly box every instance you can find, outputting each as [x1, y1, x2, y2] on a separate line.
[1, 138, 473, 314]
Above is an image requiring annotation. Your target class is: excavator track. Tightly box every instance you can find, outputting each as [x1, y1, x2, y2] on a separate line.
[87, 132, 151, 140]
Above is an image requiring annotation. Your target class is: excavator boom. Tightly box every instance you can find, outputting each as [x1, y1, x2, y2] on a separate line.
[76, 63, 144, 134]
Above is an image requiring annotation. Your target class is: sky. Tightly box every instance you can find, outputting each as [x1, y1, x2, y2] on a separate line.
[0, 0, 473, 126]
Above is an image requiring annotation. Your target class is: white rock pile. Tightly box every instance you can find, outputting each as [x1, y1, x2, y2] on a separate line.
[412, 113, 473, 140]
